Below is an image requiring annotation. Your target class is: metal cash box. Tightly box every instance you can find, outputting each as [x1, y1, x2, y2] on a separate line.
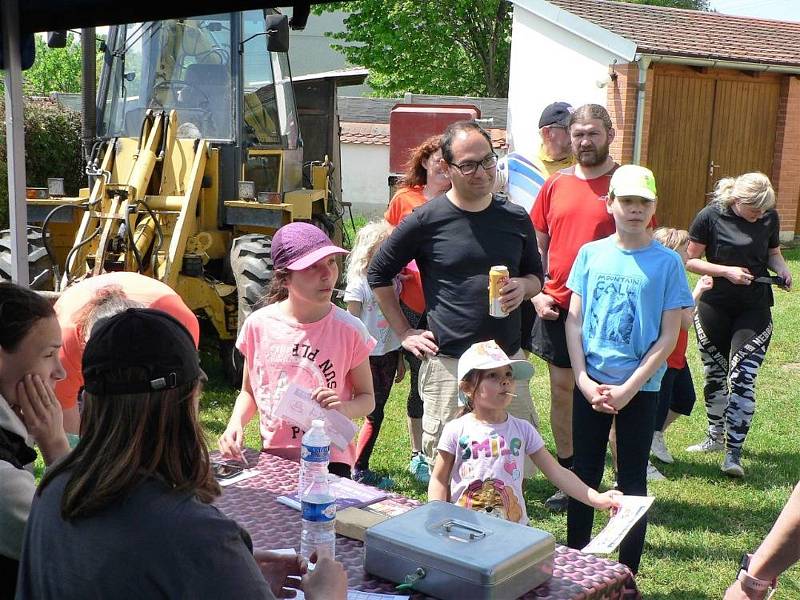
[364, 501, 554, 600]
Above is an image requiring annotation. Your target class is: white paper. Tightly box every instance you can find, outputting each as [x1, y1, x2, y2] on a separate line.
[582, 495, 655, 554]
[293, 591, 408, 600]
[272, 383, 357, 449]
[217, 468, 260, 487]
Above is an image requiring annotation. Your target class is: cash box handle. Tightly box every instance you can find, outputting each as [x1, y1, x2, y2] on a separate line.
[441, 519, 487, 542]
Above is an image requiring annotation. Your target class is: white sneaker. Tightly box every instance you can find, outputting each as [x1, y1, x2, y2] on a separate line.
[650, 431, 674, 464]
[646, 461, 667, 481]
[686, 434, 724, 453]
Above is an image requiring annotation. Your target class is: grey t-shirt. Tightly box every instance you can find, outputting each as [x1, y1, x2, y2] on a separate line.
[16, 472, 275, 600]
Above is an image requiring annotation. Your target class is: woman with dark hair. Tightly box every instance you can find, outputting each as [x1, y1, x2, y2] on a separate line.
[0, 282, 69, 599]
[384, 134, 451, 484]
[16, 308, 346, 600]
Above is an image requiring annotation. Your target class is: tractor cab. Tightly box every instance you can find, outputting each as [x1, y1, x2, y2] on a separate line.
[97, 10, 302, 201]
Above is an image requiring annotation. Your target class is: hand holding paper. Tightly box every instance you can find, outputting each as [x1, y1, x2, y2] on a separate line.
[582, 495, 655, 554]
[273, 383, 357, 449]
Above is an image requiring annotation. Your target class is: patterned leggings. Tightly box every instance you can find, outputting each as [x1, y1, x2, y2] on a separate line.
[695, 301, 772, 451]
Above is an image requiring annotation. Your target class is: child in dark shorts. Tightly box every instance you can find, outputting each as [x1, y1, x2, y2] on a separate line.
[650, 228, 713, 465]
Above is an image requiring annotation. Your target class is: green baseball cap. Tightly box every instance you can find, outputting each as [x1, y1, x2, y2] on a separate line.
[610, 165, 657, 201]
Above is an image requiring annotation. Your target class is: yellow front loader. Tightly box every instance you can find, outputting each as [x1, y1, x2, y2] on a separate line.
[18, 11, 351, 384]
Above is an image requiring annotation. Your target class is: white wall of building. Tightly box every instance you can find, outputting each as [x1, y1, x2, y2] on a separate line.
[507, 1, 635, 158]
[340, 143, 391, 219]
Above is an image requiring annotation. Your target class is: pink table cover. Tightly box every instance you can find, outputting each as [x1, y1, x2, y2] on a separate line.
[214, 450, 641, 600]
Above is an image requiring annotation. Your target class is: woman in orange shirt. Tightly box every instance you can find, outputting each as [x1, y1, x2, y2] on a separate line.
[383, 135, 450, 484]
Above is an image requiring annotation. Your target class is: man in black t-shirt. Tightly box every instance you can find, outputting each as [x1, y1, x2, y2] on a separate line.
[368, 121, 544, 464]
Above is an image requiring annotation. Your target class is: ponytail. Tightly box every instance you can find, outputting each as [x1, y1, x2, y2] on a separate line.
[711, 172, 775, 212]
[262, 268, 290, 305]
[458, 370, 483, 417]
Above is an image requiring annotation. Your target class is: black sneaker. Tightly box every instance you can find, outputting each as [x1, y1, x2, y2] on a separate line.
[721, 449, 744, 478]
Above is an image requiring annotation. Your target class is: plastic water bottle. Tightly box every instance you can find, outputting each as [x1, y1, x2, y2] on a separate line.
[299, 473, 336, 561]
[299, 419, 330, 497]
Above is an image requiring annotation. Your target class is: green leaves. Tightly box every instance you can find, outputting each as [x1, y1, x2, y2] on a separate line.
[315, 0, 709, 98]
[23, 34, 83, 96]
[316, 1, 512, 97]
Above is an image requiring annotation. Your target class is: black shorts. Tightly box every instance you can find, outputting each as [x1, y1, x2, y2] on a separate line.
[660, 364, 696, 417]
[520, 301, 535, 352]
[530, 307, 571, 368]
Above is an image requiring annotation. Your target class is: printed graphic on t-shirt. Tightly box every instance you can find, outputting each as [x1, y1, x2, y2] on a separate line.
[457, 478, 524, 523]
[455, 431, 524, 521]
[589, 274, 641, 345]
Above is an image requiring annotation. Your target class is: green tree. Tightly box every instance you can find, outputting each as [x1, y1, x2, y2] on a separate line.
[23, 33, 83, 95]
[317, 1, 513, 97]
[317, 0, 710, 98]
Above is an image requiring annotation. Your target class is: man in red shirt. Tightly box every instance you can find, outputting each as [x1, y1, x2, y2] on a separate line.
[530, 104, 619, 512]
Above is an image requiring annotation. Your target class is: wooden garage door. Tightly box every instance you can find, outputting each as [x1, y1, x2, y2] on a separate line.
[647, 70, 780, 229]
[647, 73, 715, 229]
[708, 79, 780, 188]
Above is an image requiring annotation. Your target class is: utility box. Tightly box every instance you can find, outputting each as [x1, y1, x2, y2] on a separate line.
[388, 103, 480, 189]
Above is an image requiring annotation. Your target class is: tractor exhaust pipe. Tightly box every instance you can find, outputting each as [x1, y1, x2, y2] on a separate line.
[81, 27, 96, 164]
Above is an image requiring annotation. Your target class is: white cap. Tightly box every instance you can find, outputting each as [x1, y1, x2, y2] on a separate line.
[457, 340, 534, 406]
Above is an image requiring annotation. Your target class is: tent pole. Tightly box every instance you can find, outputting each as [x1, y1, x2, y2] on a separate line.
[2, 0, 29, 286]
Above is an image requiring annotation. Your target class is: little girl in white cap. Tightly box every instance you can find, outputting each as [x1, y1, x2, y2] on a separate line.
[428, 340, 620, 525]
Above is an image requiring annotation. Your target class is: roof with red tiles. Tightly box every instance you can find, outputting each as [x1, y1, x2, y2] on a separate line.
[340, 122, 507, 149]
[545, 0, 800, 67]
[340, 122, 390, 145]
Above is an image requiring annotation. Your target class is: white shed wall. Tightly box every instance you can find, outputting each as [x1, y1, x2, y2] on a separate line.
[340, 143, 391, 219]
[507, 6, 630, 158]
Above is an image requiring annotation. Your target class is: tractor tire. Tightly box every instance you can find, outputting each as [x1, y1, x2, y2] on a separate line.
[0, 226, 54, 290]
[230, 233, 273, 331]
[218, 338, 244, 390]
[227, 234, 273, 388]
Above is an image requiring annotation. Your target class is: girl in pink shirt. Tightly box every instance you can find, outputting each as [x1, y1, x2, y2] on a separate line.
[428, 340, 620, 524]
[219, 223, 376, 477]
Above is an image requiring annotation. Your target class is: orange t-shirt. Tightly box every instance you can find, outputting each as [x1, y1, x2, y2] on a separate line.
[54, 272, 200, 409]
[385, 186, 428, 314]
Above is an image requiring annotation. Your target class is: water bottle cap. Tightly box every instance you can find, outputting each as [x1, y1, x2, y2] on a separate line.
[311, 419, 325, 429]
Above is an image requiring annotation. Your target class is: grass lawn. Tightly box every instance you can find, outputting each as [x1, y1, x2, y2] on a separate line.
[198, 248, 800, 599]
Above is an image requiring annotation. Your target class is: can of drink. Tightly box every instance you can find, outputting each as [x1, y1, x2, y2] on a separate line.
[489, 265, 509, 318]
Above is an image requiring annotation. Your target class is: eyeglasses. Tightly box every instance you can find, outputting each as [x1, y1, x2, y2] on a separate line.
[449, 153, 498, 176]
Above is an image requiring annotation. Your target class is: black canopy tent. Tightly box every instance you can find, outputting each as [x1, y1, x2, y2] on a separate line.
[1, 0, 334, 285]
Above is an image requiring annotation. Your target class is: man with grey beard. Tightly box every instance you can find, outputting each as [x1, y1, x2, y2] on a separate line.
[528, 104, 621, 512]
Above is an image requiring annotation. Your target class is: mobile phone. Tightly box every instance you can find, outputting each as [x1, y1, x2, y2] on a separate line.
[753, 275, 786, 287]
[211, 461, 244, 481]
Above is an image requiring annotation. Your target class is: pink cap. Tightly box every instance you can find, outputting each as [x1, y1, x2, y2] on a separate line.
[271, 222, 348, 271]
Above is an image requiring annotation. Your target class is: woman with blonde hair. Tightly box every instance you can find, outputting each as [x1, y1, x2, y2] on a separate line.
[345, 221, 404, 488]
[685, 172, 792, 477]
[383, 134, 451, 484]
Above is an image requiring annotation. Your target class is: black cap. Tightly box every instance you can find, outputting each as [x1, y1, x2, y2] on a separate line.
[539, 102, 573, 128]
[82, 308, 201, 395]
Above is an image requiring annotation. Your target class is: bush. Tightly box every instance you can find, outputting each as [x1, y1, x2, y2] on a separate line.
[0, 98, 84, 228]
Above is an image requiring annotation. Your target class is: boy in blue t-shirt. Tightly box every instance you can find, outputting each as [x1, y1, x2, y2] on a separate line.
[564, 165, 693, 574]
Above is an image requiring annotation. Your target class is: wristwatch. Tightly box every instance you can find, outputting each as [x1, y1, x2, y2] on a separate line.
[738, 553, 777, 598]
